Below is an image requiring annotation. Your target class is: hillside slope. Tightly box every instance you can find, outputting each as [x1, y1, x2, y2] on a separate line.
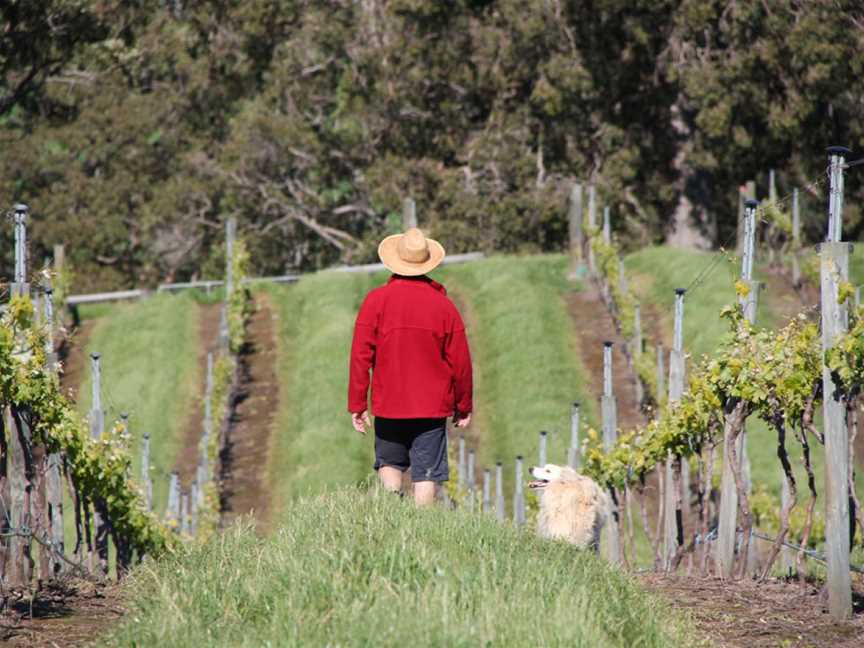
[72, 293, 203, 511]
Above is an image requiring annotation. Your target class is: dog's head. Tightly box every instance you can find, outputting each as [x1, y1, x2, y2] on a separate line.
[528, 464, 580, 490]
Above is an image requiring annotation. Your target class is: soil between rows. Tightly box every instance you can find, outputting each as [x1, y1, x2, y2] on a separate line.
[219, 293, 280, 533]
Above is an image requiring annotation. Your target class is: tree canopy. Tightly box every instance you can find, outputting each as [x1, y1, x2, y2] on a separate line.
[1, 0, 863, 290]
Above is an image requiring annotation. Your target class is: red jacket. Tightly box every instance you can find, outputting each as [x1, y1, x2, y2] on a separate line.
[348, 275, 473, 418]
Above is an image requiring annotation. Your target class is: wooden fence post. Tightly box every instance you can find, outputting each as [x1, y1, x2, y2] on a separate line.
[402, 197, 418, 230]
[601, 342, 621, 564]
[663, 289, 686, 570]
[46, 452, 64, 576]
[482, 468, 491, 513]
[656, 343, 665, 403]
[457, 435, 466, 490]
[467, 449, 476, 510]
[89, 353, 110, 575]
[587, 185, 597, 275]
[792, 188, 801, 286]
[225, 217, 236, 299]
[141, 433, 153, 511]
[513, 456, 526, 527]
[717, 199, 760, 578]
[568, 182, 585, 279]
[495, 462, 505, 522]
[821, 145, 852, 620]
[568, 403, 581, 469]
[166, 472, 181, 530]
[538, 431, 547, 468]
[190, 480, 199, 536]
[180, 492, 189, 535]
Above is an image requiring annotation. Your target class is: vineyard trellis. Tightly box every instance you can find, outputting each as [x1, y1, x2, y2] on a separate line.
[0, 209, 251, 598]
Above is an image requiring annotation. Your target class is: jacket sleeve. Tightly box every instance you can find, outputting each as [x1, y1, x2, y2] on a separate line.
[348, 292, 378, 413]
[445, 312, 473, 415]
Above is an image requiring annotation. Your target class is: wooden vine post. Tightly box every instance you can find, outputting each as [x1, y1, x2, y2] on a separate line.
[587, 185, 597, 276]
[568, 402, 581, 469]
[791, 188, 801, 286]
[716, 199, 760, 578]
[7, 204, 34, 588]
[402, 197, 418, 230]
[821, 145, 853, 620]
[495, 462, 505, 522]
[568, 183, 585, 279]
[601, 342, 621, 564]
[663, 289, 686, 570]
[89, 353, 110, 575]
[467, 449, 476, 510]
[513, 455, 526, 526]
[457, 435, 466, 490]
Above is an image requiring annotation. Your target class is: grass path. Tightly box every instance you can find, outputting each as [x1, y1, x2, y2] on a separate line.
[103, 489, 698, 648]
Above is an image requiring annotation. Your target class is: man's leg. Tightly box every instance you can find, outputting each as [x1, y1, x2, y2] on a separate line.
[409, 419, 449, 507]
[378, 465, 403, 492]
[413, 480, 437, 506]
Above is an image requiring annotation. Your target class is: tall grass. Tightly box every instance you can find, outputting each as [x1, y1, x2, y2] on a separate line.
[104, 489, 698, 648]
[75, 293, 201, 510]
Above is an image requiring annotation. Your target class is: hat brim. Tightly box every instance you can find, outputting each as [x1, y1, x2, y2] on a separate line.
[378, 234, 446, 276]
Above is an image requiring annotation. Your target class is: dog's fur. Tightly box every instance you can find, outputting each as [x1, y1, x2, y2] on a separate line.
[529, 464, 609, 550]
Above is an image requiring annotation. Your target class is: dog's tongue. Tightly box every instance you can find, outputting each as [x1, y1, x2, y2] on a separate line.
[527, 480, 548, 489]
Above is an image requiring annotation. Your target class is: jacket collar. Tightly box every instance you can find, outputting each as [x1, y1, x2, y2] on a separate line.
[388, 274, 447, 295]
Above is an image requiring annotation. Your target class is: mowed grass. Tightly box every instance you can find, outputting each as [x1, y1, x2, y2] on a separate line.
[264, 271, 379, 506]
[104, 489, 698, 648]
[75, 293, 201, 511]
[437, 255, 598, 477]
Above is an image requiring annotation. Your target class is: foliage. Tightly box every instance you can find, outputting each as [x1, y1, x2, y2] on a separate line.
[104, 488, 699, 647]
[4, 2, 864, 289]
[1, 294, 172, 556]
[583, 305, 825, 490]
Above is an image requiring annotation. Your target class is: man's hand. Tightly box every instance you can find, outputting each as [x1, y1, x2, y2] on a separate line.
[454, 412, 471, 428]
[351, 410, 372, 435]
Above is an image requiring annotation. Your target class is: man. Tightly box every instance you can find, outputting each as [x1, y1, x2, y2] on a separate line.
[348, 227, 473, 505]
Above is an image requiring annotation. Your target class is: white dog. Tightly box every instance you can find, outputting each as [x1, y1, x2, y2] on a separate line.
[528, 464, 610, 550]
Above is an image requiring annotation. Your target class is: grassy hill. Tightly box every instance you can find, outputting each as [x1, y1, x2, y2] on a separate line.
[103, 488, 697, 648]
[74, 293, 203, 511]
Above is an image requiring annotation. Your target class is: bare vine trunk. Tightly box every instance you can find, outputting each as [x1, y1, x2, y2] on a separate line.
[760, 418, 797, 580]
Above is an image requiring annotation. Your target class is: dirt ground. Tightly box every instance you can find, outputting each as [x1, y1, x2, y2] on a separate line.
[0, 580, 124, 647]
[640, 573, 864, 647]
[219, 294, 279, 532]
[172, 302, 223, 487]
[57, 320, 95, 401]
[567, 283, 646, 431]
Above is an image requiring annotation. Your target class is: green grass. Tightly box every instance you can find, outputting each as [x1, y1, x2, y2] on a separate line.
[104, 489, 698, 648]
[436, 254, 598, 473]
[75, 293, 201, 511]
[264, 271, 379, 506]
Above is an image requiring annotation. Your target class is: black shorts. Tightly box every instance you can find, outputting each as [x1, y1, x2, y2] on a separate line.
[373, 417, 449, 482]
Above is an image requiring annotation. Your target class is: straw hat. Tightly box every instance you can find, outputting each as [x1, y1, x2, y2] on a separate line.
[377, 228, 446, 276]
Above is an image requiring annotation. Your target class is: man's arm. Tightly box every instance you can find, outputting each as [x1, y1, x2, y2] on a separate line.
[348, 293, 378, 422]
[445, 318, 473, 424]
